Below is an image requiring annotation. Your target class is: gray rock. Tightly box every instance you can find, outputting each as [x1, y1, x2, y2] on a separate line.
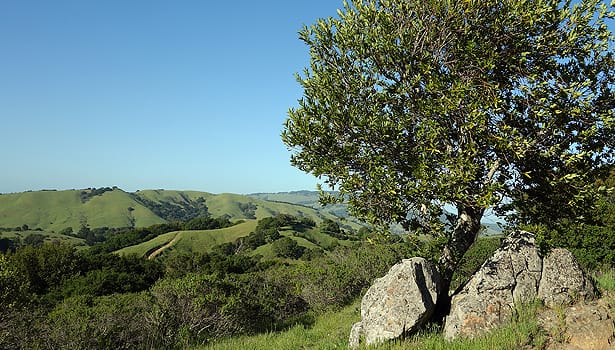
[349, 257, 441, 348]
[443, 231, 541, 340]
[538, 248, 595, 308]
[444, 231, 595, 341]
[348, 322, 362, 349]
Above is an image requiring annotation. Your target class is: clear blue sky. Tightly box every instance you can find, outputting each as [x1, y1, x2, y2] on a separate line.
[0, 1, 346, 194]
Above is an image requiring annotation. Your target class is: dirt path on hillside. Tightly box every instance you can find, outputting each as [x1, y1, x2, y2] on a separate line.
[147, 233, 182, 260]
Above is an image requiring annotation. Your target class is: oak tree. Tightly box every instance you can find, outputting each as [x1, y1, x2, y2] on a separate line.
[283, 0, 615, 293]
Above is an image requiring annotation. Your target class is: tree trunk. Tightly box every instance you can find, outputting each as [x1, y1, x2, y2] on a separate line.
[434, 205, 484, 321]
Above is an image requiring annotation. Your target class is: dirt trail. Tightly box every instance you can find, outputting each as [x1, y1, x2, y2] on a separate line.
[147, 233, 182, 260]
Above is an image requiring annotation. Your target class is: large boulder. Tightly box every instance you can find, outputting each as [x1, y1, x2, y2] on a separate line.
[538, 248, 595, 308]
[444, 231, 594, 340]
[349, 257, 441, 349]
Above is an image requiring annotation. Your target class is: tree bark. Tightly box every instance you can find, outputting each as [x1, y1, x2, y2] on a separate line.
[434, 205, 484, 321]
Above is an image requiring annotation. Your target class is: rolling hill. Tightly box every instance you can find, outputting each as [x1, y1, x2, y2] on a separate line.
[0, 187, 365, 233]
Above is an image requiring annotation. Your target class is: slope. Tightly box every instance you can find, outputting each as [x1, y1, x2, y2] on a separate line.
[0, 188, 364, 234]
[0, 188, 165, 232]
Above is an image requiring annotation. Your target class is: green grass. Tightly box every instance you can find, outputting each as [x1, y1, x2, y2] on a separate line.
[199, 300, 361, 350]
[115, 230, 179, 257]
[594, 269, 615, 292]
[171, 220, 258, 253]
[115, 220, 258, 257]
[115, 220, 354, 260]
[0, 189, 165, 231]
[0, 188, 363, 232]
[197, 299, 545, 350]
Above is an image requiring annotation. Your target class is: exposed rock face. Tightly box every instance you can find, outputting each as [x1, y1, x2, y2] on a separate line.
[538, 248, 595, 308]
[444, 231, 595, 341]
[349, 257, 441, 349]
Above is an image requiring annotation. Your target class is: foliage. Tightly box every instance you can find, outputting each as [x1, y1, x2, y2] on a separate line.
[42, 293, 155, 350]
[282, 0, 615, 286]
[0, 223, 420, 349]
[58, 252, 164, 298]
[0, 237, 19, 253]
[148, 272, 308, 348]
[164, 251, 265, 279]
[132, 193, 209, 222]
[0, 254, 30, 308]
[272, 237, 305, 259]
[79, 187, 115, 203]
[184, 216, 233, 231]
[290, 242, 418, 311]
[534, 165, 615, 270]
[4, 241, 164, 306]
[23, 233, 46, 247]
[9, 241, 80, 296]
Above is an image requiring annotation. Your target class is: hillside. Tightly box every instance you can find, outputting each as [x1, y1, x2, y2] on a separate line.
[249, 190, 351, 219]
[115, 220, 260, 258]
[0, 188, 165, 231]
[0, 188, 364, 233]
[116, 219, 356, 260]
[251, 191, 504, 236]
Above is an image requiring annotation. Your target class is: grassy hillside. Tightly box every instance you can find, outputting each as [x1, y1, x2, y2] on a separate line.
[249, 190, 353, 220]
[0, 188, 363, 233]
[114, 219, 356, 260]
[0, 189, 166, 232]
[115, 220, 259, 258]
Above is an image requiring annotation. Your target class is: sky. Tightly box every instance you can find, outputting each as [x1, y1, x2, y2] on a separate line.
[0, 1, 345, 194]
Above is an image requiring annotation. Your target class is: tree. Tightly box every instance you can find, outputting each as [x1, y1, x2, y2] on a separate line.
[0, 254, 29, 308]
[282, 0, 614, 298]
[272, 237, 305, 259]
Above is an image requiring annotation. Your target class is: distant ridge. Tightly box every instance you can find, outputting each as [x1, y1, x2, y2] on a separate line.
[0, 187, 364, 232]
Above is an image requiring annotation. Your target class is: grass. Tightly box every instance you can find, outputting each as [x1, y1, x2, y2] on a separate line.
[594, 269, 615, 292]
[115, 230, 179, 257]
[116, 219, 355, 260]
[0, 188, 363, 232]
[199, 300, 360, 350]
[115, 220, 259, 257]
[197, 298, 546, 350]
[0, 188, 165, 231]
[171, 220, 258, 253]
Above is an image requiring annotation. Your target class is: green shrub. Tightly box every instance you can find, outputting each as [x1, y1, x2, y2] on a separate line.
[43, 293, 154, 350]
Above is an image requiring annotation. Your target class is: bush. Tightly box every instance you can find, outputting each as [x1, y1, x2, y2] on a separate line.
[272, 237, 305, 259]
[43, 293, 154, 350]
[148, 272, 308, 347]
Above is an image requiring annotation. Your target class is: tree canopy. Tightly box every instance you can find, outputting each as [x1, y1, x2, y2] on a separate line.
[283, 0, 615, 287]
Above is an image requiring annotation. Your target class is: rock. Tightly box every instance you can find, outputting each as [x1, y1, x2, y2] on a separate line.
[348, 322, 362, 350]
[538, 248, 595, 308]
[444, 231, 594, 341]
[443, 231, 541, 340]
[538, 295, 615, 350]
[349, 257, 441, 349]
